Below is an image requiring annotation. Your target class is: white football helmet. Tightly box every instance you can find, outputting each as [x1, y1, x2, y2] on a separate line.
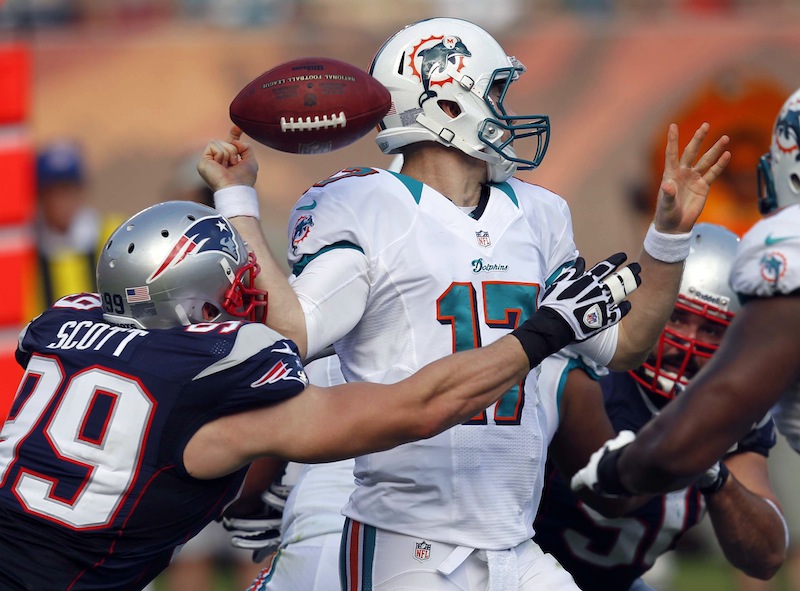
[369, 17, 549, 183]
[97, 201, 267, 330]
[631, 223, 741, 405]
[758, 87, 800, 214]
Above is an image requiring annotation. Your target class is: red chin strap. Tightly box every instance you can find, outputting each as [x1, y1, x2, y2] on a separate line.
[221, 252, 268, 323]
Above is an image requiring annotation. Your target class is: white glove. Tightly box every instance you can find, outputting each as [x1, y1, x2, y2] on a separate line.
[221, 478, 294, 563]
[570, 430, 636, 496]
[511, 253, 641, 369]
[540, 253, 641, 342]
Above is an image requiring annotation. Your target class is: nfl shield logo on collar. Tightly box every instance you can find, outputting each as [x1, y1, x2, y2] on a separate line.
[414, 540, 431, 562]
[476, 230, 491, 247]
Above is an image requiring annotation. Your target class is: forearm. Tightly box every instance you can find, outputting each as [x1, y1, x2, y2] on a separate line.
[706, 475, 787, 579]
[229, 215, 309, 356]
[610, 249, 682, 370]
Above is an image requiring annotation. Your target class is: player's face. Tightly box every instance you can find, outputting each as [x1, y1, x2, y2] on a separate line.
[487, 83, 516, 143]
[657, 307, 728, 379]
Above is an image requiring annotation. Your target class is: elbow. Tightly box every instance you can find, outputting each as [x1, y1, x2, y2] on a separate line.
[737, 551, 785, 581]
[723, 538, 787, 581]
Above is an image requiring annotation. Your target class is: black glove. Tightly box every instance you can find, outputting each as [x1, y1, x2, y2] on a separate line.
[511, 253, 641, 368]
[695, 461, 730, 496]
[221, 477, 294, 563]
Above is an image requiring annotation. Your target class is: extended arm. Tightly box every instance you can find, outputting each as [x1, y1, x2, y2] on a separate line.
[609, 123, 730, 370]
[573, 295, 800, 496]
[187, 333, 529, 477]
[705, 452, 787, 580]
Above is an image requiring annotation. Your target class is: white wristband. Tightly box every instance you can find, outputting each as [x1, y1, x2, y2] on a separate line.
[643, 223, 691, 263]
[213, 185, 260, 220]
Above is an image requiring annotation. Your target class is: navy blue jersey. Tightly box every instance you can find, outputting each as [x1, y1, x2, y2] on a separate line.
[0, 293, 307, 591]
[534, 370, 776, 591]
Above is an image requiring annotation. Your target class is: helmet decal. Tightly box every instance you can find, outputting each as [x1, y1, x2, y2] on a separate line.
[775, 96, 800, 157]
[291, 214, 314, 254]
[148, 216, 241, 283]
[408, 34, 472, 106]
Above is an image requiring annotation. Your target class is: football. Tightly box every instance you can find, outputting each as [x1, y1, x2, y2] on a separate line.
[230, 57, 391, 154]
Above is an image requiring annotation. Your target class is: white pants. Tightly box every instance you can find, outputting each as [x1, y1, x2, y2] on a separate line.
[340, 519, 580, 591]
[248, 532, 342, 591]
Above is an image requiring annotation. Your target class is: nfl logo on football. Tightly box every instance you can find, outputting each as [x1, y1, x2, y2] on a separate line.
[414, 541, 431, 562]
[476, 230, 491, 247]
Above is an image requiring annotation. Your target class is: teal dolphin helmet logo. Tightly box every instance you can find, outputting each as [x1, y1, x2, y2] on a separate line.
[410, 34, 472, 106]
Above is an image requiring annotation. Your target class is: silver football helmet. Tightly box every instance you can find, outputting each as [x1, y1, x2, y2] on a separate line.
[631, 223, 741, 404]
[369, 17, 549, 183]
[96, 201, 266, 330]
[758, 87, 800, 214]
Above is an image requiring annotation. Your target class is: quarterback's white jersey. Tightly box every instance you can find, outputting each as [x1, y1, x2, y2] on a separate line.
[731, 203, 800, 452]
[286, 167, 582, 549]
[280, 354, 353, 546]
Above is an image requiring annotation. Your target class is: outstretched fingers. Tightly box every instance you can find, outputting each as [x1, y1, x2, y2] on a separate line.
[695, 135, 732, 184]
[678, 121, 710, 168]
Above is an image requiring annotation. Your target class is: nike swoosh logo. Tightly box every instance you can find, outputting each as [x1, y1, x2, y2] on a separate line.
[297, 200, 317, 210]
[764, 234, 799, 246]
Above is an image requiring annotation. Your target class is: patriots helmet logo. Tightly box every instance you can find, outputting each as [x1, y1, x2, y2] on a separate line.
[408, 34, 472, 106]
[148, 216, 240, 283]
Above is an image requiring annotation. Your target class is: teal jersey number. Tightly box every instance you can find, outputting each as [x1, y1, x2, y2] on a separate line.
[436, 281, 539, 425]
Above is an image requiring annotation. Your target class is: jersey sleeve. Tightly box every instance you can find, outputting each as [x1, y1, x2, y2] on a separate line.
[535, 348, 605, 437]
[188, 323, 308, 418]
[731, 206, 800, 299]
[287, 167, 410, 275]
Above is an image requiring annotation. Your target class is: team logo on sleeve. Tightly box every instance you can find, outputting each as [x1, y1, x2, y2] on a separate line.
[251, 360, 308, 388]
[408, 35, 471, 106]
[760, 251, 788, 285]
[413, 540, 432, 562]
[148, 216, 240, 283]
[291, 214, 314, 254]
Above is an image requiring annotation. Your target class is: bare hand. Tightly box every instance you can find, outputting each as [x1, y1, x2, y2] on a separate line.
[653, 122, 731, 234]
[197, 126, 259, 192]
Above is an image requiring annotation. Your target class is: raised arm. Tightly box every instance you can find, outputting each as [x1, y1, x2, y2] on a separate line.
[609, 123, 730, 370]
[197, 127, 309, 355]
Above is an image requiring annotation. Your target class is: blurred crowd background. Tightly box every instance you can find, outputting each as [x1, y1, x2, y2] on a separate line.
[1, 1, 800, 590]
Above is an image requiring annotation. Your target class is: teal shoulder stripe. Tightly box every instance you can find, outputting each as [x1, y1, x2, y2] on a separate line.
[546, 260, 575, 287]
[555, 357, 601, 423]
[387, 171, 423, 204]
[490, 181, 518, 206]
[292, 241, 363, 277]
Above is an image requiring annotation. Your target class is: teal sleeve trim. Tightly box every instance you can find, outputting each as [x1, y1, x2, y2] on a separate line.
[291, 241, 364, 277]
[545, 260, 575, 288]
[555, 356, 601, 424]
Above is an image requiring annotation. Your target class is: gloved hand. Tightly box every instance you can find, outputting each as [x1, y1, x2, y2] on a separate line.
[221, 479, 294, 563]
[695, 461, 730, 496]
[511, 253, 641, 368]
[570, 430, 637, 497]
[540, 253, 641, 342]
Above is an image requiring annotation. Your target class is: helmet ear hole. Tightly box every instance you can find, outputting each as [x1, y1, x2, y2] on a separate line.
[202, 302, 220, 321]
[439, 100, 461, 118]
